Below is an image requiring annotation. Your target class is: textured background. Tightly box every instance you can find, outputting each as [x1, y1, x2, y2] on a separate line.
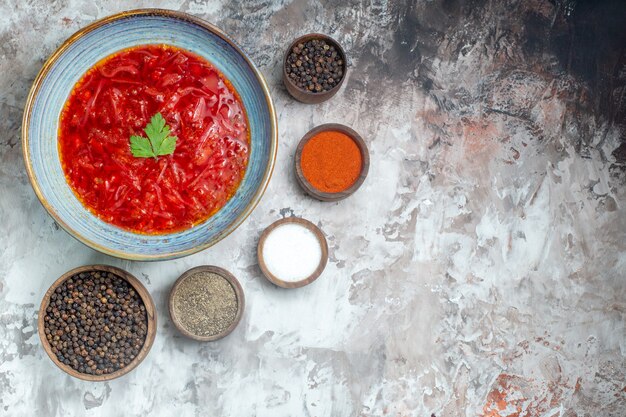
[1, 0, 625, 416]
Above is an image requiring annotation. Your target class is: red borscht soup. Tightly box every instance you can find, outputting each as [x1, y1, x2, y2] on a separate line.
[58, 45, 249, 234]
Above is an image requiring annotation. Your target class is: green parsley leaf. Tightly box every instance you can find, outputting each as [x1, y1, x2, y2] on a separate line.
[129, 136, 154, 158]
[156, 134, 177, 156]
[129, 112, 177, 159]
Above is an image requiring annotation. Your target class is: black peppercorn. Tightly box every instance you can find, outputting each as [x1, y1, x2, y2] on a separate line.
[286, 38, 344, 93]
[43, 270, 147, 376]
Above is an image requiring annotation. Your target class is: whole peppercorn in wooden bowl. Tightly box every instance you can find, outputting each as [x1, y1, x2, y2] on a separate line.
[38, 265, 156, 381]
[283, 33, 347, 104]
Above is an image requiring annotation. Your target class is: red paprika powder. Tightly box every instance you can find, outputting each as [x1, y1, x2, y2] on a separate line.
[300, 130, 362, 193]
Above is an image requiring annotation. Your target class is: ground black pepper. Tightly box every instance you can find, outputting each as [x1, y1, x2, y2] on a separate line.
[285, 38, 344, 93]
[43, 271, 147, 375]
[171, 272, 238, 337]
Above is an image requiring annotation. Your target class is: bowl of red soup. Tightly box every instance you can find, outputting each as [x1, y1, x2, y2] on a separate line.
[22, 9, 277, 260]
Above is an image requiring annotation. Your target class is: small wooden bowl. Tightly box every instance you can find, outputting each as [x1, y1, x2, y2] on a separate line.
[283, 33, 347, 104]
[38, 265, 157, 382]
[168, 266, 245, 342]
[295, 123, 370, 201]
[257, 217, 329, 288]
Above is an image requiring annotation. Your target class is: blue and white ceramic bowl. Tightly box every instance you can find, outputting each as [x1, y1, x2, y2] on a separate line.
[22, 9, 277, 260]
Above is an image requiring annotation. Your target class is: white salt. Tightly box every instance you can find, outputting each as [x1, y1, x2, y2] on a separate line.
[262, 223, 323, 282]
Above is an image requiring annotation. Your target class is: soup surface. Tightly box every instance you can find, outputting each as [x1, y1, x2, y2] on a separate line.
[59, 45, 249, 234]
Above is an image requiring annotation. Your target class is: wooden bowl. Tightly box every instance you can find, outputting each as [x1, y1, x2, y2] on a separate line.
[37, 265, 157, 381]
[294, 123, 370, 201]
[168, 266, 245, 342]
[257, 217, 329, 288]
[283, 33, 347, 104]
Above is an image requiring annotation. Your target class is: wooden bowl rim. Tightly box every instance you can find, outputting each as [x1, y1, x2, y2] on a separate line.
[283, 33, 347, 101]
[168, 265, 245, 342]
[37, 264, 157, 382]
[257, 217, 329, 288]
[294, 123, 370, 201]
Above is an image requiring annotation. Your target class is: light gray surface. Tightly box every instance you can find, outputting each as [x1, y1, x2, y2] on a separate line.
[1, 1, 625, 416]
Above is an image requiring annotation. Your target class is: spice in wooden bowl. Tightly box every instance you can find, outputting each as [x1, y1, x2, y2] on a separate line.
[283, 33, 347, 104]
[286, 38, 344, 93]
[169, 266, 244, 341]
[257, 217, 328, 288]
[38, 265, 156, 381]
[295, 123, 370, 201]
[301, 130, 362, 193]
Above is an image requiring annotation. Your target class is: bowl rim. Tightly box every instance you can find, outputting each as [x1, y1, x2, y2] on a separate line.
[257, 217, 329, 288]
[37, 264, 157, 381]
[21, 8, 278, 261]
[168, 265, 245, 341]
